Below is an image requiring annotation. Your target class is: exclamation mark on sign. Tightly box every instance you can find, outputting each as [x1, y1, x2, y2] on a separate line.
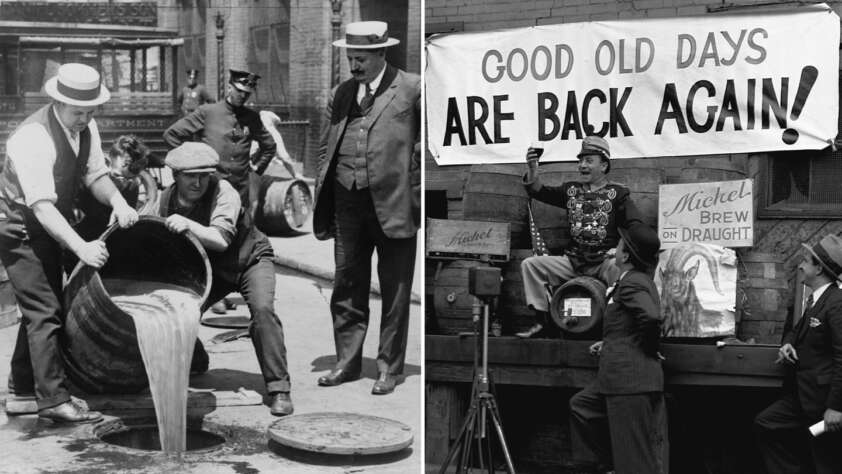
[782, 66, 818, 145]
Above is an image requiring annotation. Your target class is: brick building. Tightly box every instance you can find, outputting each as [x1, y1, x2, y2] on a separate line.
[176, 0, 421, 176]
[425, 1, 842, 473]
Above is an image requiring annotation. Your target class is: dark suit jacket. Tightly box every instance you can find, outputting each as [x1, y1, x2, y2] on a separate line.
[313, 64, 421, 240]
[783, 283, 842, 419]
[597, 270, 664, 395]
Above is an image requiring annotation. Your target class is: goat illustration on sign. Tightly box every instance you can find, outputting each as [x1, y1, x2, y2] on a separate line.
[655, 243, 737, 338]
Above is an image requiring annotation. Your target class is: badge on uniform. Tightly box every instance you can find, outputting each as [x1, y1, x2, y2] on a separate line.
[809, 317, 822, 328]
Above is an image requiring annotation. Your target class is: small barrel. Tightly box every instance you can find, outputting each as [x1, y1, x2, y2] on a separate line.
[255, 176, 313, 236]
[62, 216, 211, 394]
[462, 165, 531, 249]
[0, 265, 20, 329]
[432, 260, 484, 335]
[736, 251, 790, 344]
[549, 276, 607, 336]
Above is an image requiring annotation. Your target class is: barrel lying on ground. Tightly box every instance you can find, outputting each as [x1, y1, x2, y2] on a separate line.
[255, 176, 312, 236]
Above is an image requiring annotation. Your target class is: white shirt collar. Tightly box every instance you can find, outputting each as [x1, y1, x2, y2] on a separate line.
[51, 105, 80, 153]
[357, 64, 387, 102]
[811, 282, 833, 303]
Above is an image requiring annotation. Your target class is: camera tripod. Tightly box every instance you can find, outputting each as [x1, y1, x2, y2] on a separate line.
[438, 296, 516, 474]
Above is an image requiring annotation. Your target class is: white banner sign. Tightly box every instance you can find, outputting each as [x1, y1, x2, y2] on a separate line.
[426, 4, 839, 165]
[658, 179, 753, 248]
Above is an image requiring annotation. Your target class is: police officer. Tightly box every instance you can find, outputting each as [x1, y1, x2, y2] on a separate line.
[176, 69, 214, 116]
[164, 69, 276, 208]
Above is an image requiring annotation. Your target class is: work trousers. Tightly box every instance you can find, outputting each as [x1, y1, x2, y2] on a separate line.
[521, 255, 619, 312]
[0, 227, 71, 410]
[570, 384, 669, 474]
[754, 394, 842, 474]
[198, 258, 290, 394]
[330, 182, 416, 376]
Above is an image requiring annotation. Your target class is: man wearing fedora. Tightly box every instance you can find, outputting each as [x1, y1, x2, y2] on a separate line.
[755, 234, 842, 474]
[164, 69, 276, 209]
[569, 220, 668, 474]
[313, 21, 420, 395]
[0, 63, 139, 423]
[177, 68, 214, 116]
[518, 135, 641, 338]
[150, 142, 294, 416]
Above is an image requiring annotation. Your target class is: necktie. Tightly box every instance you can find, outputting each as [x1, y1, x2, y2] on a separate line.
[803, 294, 814, 316]
[360, 84, 374, 115]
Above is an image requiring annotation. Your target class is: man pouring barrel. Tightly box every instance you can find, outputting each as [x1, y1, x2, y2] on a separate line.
[518, 135, 641, 338]
[0, 63, 138, 422]
[149, 142, 294, 416]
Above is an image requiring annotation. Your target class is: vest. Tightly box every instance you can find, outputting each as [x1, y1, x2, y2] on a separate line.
[0, 104, 91, 236]
[159, 175, 273, 282]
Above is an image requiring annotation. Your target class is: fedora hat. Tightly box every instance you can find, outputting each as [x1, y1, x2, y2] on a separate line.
[332, 21, 400, 49]
[618, 221, 661, 268]
[802, 234, 842, 281]
[44, 63, 110, 107]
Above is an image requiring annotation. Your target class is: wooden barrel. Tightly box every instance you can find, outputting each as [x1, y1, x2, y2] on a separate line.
[549, 276, 607, 336]
[432, 260, 484, 335]
[62, 216, 212, 394]
[0, 265, 20, 329]
[255, 176, 313, 236]
[736, 251, 790, 344]
[462, 165, 531, 248]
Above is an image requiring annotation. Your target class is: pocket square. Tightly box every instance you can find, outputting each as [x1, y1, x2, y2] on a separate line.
[809, 317, 822, 328]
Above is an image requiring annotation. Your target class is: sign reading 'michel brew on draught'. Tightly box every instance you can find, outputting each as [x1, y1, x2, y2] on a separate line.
[658, 179, 753, 249]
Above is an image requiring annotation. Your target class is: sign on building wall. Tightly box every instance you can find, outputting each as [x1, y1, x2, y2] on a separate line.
[426, 3, 839, 165]
[658, 179, 753, 249]
[655, 243, 737, 338]
[0, 2, 158, 27]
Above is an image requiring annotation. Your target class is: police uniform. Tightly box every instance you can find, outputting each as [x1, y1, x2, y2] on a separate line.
[164, 70, 276, 207]
[177, 83, 214, 116]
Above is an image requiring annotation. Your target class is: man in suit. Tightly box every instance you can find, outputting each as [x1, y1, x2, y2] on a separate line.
[755, 234, 842, 474]
[313, 20, 420, 395]
[569, 220, 668, 474]
[0, 63, 138, 423]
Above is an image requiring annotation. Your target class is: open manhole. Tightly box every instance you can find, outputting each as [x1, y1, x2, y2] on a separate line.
[95, 420, 225, 452]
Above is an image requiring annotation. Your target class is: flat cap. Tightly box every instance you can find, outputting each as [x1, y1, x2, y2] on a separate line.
[165, 142, 219, 173]
[577, 135, 610, 159]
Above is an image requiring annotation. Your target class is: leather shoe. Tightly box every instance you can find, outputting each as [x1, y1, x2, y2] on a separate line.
[317, 368, 359, 387]
[515, 323, 544, 339]
[38, 400, 102, 424]
[269, 392, 294, 416]
[371, 373, 397, 395]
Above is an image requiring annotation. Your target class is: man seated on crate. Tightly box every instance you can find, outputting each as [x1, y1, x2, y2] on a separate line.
[517, 135, 641, 338]
[148, 141, 294, 417]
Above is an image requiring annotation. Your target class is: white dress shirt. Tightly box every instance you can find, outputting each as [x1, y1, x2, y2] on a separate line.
[355, 64, 386, 105]
[5, 107, 108, 207]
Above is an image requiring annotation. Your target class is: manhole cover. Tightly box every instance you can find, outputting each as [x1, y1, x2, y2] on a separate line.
[268, 412, 413, 455]
[201, 315, 251, 329]
[96, 422, 225, 452]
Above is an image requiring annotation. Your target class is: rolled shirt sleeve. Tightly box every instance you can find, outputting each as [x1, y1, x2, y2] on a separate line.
[210, 179, 240, 244]
[82, 119, 109, 187]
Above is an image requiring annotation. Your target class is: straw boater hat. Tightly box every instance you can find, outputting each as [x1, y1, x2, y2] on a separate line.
[44, 63, 110, 107]
[332, 21, 400, 49]
[802, 234, 842, 282]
